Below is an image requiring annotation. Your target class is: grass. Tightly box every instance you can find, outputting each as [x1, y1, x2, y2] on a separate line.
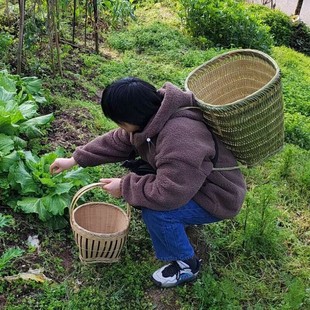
[0, 1, 309, 309]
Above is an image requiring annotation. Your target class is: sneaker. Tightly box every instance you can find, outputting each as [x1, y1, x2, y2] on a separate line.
[151, 258, 200, 288]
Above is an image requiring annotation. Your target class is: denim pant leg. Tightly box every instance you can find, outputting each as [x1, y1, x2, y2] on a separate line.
[141, 199, 221, 261]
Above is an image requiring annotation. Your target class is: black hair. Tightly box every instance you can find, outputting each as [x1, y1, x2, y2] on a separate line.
[101, 77, 163, 128]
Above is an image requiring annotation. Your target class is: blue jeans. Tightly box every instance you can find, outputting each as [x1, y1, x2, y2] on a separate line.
[141, 200, 221, 261]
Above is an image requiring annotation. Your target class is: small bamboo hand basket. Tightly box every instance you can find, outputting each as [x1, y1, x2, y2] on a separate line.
[185, 49, 284, 166]
[69, 183, 130, 264]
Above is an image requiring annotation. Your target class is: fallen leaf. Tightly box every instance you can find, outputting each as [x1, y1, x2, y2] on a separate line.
[4, 268, 52, 283]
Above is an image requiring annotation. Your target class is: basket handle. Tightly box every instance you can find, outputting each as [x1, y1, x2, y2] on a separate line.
[69, 182, 131, 219]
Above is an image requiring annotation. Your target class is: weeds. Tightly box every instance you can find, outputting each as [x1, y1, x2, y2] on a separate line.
[0, 214, 24, 275]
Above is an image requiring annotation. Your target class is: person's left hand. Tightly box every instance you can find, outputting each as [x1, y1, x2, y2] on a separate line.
[100, 178, 122, 198]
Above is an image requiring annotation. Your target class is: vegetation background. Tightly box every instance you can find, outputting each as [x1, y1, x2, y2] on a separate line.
[0, 0, 309, 309]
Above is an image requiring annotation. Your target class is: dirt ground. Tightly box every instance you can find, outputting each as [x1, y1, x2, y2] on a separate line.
[46, 107, 98, 152]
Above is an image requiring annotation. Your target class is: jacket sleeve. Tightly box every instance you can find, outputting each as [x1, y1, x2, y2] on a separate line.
[121, 118, 215, 210]
[73, 128, 133, 167]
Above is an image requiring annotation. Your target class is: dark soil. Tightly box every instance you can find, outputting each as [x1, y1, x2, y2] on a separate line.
[46, 107, 98, 153]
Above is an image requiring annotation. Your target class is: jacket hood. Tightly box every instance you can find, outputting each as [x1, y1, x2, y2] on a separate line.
[132, 82, 198, 146]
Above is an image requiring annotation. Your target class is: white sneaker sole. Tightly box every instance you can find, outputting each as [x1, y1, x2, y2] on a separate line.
[151, 272, 199, 288]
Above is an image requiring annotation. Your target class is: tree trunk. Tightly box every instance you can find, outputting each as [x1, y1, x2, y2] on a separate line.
[17, 0, 25, 75]
[295, 0, 304, 15]
[93, 0, 99, 53]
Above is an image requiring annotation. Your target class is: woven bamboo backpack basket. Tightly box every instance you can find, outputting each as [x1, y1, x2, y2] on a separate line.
[69, 183, 131, 264]
[185, 49, 284, 167]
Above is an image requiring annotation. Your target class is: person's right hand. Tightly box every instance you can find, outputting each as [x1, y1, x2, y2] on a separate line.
[49, 157, 77, 174]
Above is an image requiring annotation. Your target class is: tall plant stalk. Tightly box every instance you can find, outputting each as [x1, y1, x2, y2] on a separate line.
[84, 0, 88, 46]
[17, 0, 25, 74]
[47, 0, 63, 76]
[47, 0, 55, 74]
[5, 0, 9, 16]
[93, 0, 99, 53]
[72, 0, 77, 43]
[54, 0, 63, 76]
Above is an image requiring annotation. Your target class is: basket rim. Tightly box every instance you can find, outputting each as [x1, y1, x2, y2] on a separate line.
[71, 202, 130, 237]
[184, 49, 281, 110]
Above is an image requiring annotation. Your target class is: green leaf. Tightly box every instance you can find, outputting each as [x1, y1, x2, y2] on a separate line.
[39, 151, 59, 173]
[17, 194, 69, 222]
[13, 136, 27, 149]
[64, 167, 86, 179]
[0, 134, 14, 155]
[0, 213, 14, 230]
[23, 150, 39, 170]
[54, 182, 74, 195]
[0, 174, 10, 190]
[64, 167, 90, 186]
[2, 102, 25, 123]
[0, 247, 24, 271]
[0, 151, 20, 172]
[42, 195, 69, 216]
[21, 77, 42, 95]
[39, 177, 56, 187]
[16, 197, 50, 221]
[16, 197, 40, 213]
[0, 105, 23, 135]
[19, 113, 54, 138]
[0, 86, 14, 104]
[19, 102, 38, 119]
[9, 161, 37, 194]
[33, 95, 47, 104]
[0, 72, 16, 93]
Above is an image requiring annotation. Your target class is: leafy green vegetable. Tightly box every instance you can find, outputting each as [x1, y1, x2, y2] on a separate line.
[0, 72, 16, 93]
[0, 151, 19, 172]
[21, 76, 42, 95]
[0, 71, 89, 228]
[9, 160, 37, 194]
[19, 113, 54, 138]
[0, 70, 53, 139]
[0, 86, 15, 104]
[9, 149, 90, 225]
[0, 134, 14, 155]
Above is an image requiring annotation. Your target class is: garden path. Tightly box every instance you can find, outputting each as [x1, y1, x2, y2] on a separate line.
[249, 0, 310, 25]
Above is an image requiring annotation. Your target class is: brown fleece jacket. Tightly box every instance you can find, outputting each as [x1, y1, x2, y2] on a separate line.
[73, 83, 246, 219]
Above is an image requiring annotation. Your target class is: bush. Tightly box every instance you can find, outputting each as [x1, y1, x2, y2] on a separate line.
[179, 0, 273, 52]
[248, 4, 293, 46]
[248, 4, 310, 56]
[0, 32, 13, 68]
[290, 21, 310, 56]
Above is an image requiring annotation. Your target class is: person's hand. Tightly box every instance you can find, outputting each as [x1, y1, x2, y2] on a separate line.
[50, 157, 77, 174]
[100, 178, 122, 198]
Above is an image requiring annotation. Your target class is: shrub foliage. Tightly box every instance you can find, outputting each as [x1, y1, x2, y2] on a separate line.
[179, 0, 273, 52]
